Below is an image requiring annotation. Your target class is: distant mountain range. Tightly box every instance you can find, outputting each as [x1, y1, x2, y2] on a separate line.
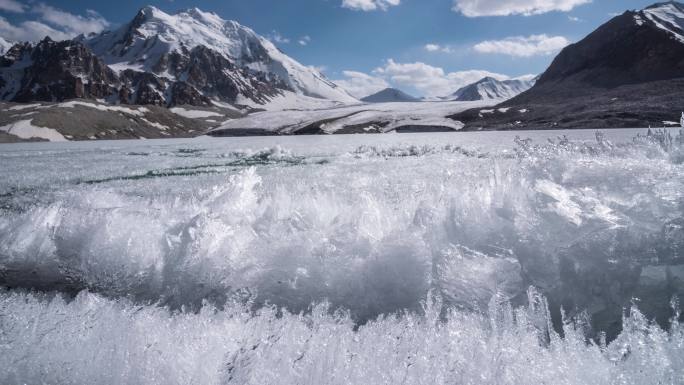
[0, 6, 356, 110]
[449, 76, 536, 102]
[361, 77, 536, 104]
[361, 88, 420, 103]
[450, 1, 684, 129]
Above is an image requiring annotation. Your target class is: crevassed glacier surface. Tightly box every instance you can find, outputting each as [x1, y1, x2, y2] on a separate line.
[0, 129, 683, 384]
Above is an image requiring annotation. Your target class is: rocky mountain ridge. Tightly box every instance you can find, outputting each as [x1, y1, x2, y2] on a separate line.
[0, 6, 356, 110]
[450, 1, 684, 129]
[449, 76, 536, 102]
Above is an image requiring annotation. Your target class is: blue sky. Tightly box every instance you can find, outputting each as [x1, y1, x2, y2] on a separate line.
[0, 0, 661, 97]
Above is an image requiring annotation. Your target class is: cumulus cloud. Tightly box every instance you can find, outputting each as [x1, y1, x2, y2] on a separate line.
[453, 0, 591, 17]
[373, 59, 507, 97]
[299, 35, 311, 46]
[0, 3, 109, 42]
[32, 5, 109, 36]
[342, 0, 400, 11]
[473, 34, 570, 57]
[424, 43, 453, 53]
[332, 70, 390, 98]
[268, 31, 290, 44]
[0, 16, 70, 41]
[308, 65, 327, 73]
[0, 0, 26, 13]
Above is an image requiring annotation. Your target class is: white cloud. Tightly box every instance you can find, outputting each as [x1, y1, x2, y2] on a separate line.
[268, 31, 290, 44]
[0, 4, 110, 42]
[424, 43, 453, 53]
[374, 59, 507, 97]
[453, 0, 591, 17]
[0, 17, 71, 41]
[342, 0, 400, 11]
[308, 65, 327, 73]
[568, 15, 582, 22]
[473, 34, 570, 57]
[299, 35, 311, 46]
[332, 70, 389, 98]
[33, 4, 109, 37]
[0, 0, 25, 13]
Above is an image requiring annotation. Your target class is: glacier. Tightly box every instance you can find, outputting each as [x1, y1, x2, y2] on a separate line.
[0, 128, 683, 384]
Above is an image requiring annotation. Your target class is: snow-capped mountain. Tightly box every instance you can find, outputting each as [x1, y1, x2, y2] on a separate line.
[361, 88, 419, 103]
[450, 1, 684, 130]
[639, 1, 684, 42]
[0, 37, 13, 55]
[79, 6, 356, 106]
[533, 1, 684, 90]
[0, 6, 356, 108]
[449, 76, 536, 102]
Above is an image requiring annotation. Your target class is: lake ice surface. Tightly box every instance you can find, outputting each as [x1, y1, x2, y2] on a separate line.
[1, 129, 683, 384]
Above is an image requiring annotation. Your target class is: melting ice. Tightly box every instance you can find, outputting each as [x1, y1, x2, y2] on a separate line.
[0, 128, 683, 384]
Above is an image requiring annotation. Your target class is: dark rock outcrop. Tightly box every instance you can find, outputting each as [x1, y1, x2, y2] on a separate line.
[0, 38, 119, 103]
[165, 46, 285, 105]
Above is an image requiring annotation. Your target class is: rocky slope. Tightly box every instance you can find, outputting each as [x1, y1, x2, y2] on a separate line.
[450, 2, 684, 130]
[0, 39, 121, 103]
[0, 100, 242, 142]
[361, 88, 419, 103]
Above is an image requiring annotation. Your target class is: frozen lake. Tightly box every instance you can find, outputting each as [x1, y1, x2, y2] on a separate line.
[1, 128, 683, 384]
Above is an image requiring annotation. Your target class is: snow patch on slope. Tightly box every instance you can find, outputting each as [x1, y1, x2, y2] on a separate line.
[58, 101, 149, 116]
[169, 107, 223, 118]
[643, 2, 684, 43]
[7, 103, 41, 111]
[235, 90, 352, 111]
[0, 119, 66, 141]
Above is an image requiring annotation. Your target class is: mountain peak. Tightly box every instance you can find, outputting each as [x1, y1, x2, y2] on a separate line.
[178, 7, 226, 27]
[0, 37, 14, 55]
[77, 6, 357, 106]
[183, 7, 219, 17]
[644, 1, 684, 10]
[640, 1, 684, 42]
[450, 76, 535, 101]
[135, 5, 162, 19]
[451, 0, 684, 130]
[361, 88, 418, 103]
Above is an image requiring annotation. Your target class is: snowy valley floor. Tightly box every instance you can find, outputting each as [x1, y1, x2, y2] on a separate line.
[208, 100, 493, 136]
[0, 100, 495, 142]
[0, 129, 683, 384]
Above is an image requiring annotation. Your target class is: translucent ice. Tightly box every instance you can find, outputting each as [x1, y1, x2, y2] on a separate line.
[0, 129, 682, 383]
